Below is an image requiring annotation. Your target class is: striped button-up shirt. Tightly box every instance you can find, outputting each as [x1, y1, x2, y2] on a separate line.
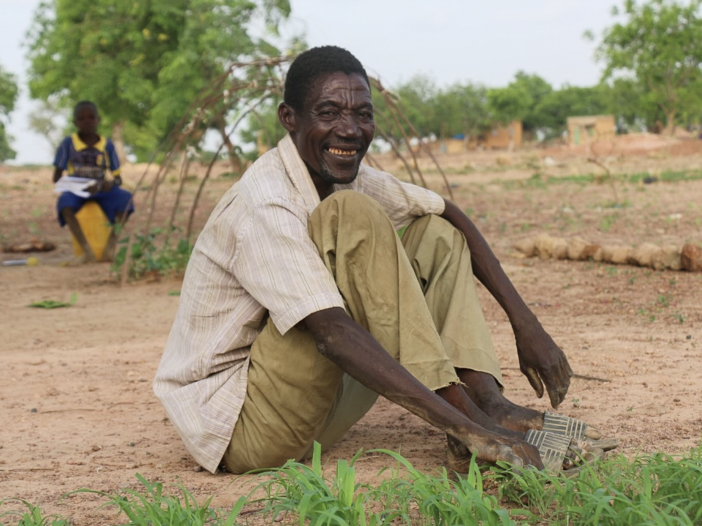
[154, 134, 445, 473]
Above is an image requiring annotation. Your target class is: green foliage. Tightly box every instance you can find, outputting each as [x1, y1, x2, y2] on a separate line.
[372, 75, 492, 143]
[487, 83, 533, 125]
[535, 85, 611, 138]
[593, 0, 702, 133]
[0, 503, 63, 526]
[505, 72, 554, 132]
[70, 472, 246, 526]
[8, 446, 702, 525]
[27, 97, 69, 150]
[111, 228, 193, 280]
[0, 64, 19, 162]
[435, 82, 493, 139]
[238, 99, 286, 159]
[0, 499, 69, 526]
[251, 442, 515, 525]
[493, 447, 702, 525]
[26, 0, 293, 160]
[27, 293, 78, 309]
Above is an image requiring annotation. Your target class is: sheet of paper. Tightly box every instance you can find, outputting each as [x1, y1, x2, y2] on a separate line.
[54, 176, 97, 198]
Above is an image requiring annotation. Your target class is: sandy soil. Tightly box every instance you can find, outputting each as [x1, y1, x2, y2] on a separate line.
[1, 141, 701, 524]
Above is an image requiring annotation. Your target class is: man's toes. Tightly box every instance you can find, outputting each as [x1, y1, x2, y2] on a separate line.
[585, 426, 602, 440]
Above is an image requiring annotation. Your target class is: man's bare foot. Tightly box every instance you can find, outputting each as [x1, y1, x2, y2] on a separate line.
[458, 369, 545, 433]
[458, 369, 604, 441]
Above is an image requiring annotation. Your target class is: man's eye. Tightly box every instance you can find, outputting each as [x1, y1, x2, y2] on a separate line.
[358, 111, 374, 121]
[319, 110, 337, 118]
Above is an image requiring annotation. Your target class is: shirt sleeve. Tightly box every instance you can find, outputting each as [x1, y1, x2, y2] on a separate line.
[350, 164, 445, 229]
[232, 197, 345, 335]
[106, 140, 121, 176]
[53, 137, 70, 171]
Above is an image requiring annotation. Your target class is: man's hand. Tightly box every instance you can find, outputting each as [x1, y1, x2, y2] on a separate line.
[514, 323, 573, 408]
[451, 428, 544, 469]
[304, 308, 545, 469]
[440, 199, 573, 408]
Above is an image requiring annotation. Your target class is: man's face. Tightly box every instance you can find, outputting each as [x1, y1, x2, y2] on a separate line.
[286, 72, 375, 187]
[74, 106, 99, 135]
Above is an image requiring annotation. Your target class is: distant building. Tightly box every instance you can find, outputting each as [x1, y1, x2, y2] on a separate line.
[431, 121, 523, 153]
[566, 115, 616, 146]
[474, 120, 522, 150]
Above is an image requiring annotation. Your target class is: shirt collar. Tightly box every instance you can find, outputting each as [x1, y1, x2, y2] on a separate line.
[277, 133, 321, 214]
[71, 133, 107, 152]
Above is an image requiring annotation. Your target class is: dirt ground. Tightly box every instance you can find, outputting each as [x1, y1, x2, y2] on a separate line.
[1, 137, 701, 524]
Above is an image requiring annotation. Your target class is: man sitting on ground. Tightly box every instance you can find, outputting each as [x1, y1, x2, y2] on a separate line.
[154, 46, 606, 475]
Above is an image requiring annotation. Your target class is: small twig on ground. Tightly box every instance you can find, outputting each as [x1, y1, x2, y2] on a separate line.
[503, 367, 611, 383]
[587, 157, 620, 204]
[0, 467, 54, 472]
[41, 408, 102, 413]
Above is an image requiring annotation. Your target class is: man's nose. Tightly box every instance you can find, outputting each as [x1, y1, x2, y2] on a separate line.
[337, 112, 362, 138]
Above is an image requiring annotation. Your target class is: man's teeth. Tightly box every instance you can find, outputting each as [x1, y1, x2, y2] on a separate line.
[328, 147, 357, 156]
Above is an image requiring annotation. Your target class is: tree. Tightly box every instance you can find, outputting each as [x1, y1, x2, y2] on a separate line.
[0, 64, 19, 163]
[487, 85, 532, 125]
[238, 99, 286, 160]
[507, 72, 553, 133]
[487, 84, 532, 150]
[591, 0, 702, 134]
[28, 97, 68, 151]
[534, 85, 611, 138]
[26, 0, 292, 160]
[434, 83, 492, 141]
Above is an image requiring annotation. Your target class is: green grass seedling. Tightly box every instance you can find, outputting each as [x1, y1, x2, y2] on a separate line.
[0, 498, 69, 526]
[27, 293, 78, 309]
[68, 473, 246, 526]
[8, 445, 702, 525]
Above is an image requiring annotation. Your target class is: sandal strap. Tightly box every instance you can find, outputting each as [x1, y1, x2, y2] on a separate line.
[525, 429, 572, 473]
[542, 411, 588, 440]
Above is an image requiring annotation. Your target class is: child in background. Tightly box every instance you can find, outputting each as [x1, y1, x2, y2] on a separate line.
[53, 101, 134, 264]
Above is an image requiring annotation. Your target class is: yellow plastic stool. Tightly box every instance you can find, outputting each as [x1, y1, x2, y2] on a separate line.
[71, 202, 113, 262]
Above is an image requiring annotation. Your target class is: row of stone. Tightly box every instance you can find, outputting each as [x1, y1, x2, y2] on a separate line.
[515, 233, 702, 272]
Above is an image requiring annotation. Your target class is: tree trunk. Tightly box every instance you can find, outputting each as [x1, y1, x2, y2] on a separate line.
[111, 121, 130, 164]
[664, 109, 677, 136]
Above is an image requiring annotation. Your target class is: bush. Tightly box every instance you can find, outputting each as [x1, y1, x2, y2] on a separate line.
[111, 227, 193, 280]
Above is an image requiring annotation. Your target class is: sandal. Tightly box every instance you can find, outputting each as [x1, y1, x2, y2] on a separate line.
[524, 429, 572, 472]
[525, 429, 606, 474]
[542, 412, 618, 451]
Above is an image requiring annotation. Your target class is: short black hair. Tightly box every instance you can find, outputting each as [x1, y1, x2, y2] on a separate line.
[73, 100, 98, 119]
[284, 46, 370, 112]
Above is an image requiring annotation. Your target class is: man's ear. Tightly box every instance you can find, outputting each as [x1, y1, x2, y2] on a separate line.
[278, 102, 297, 133]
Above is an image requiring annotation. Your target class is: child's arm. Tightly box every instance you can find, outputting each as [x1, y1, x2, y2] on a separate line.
[106, 140, 122, 187]
[53, 138, 69, 183]
[52, 166, 63, 183]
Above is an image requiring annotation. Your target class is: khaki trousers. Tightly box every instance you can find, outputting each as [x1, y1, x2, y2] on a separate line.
[224, 191, 502, 473]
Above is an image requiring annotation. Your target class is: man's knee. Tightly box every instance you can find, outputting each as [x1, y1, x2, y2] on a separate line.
[311, 190, 393, 231]
[319, 189, 385, 213]
[403, 214, 469, 256]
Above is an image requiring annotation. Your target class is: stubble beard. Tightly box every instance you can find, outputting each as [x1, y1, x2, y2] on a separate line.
[317, 158, 359, 187]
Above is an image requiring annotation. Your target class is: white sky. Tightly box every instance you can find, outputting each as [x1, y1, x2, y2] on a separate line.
[0, 0, 617, 164]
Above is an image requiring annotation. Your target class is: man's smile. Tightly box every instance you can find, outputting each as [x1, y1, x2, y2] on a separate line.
[326, 146, 358, 157]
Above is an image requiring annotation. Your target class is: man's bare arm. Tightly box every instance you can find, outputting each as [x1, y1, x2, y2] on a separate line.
[302, 307, 543, 468]
[52, 167, 63, 183]
[440, 199, 573, 407]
